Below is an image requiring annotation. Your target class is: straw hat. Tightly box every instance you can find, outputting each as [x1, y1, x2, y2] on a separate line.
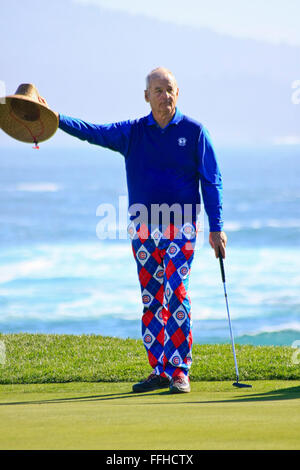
[0, 83, 58, 145]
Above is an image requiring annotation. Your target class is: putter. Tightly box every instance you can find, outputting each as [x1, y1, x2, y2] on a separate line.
[218, 248, 252, 388]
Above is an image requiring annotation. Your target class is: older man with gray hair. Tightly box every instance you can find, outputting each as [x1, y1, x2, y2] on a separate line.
[56, 66, 227, 394]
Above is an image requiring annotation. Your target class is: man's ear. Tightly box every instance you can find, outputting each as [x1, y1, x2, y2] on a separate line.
[144, 89, 149, 103]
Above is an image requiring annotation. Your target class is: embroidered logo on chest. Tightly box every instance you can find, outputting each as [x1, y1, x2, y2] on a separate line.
[178, 137, 187, 147]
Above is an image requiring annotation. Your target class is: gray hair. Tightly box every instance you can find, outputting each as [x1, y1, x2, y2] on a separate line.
[145, 67, 177, 90]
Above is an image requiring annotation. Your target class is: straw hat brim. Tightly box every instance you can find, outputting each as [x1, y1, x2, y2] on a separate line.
[0, 95, 58, 143]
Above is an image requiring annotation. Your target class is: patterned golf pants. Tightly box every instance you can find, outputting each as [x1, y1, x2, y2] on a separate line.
[129, 222, 197, 379]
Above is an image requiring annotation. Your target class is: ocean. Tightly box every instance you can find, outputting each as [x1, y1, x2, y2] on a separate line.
[0, 143, 299, 346]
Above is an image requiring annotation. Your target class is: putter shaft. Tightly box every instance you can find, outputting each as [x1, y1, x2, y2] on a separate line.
[218, 249, 252, 388]
[219, 256, 239, 383]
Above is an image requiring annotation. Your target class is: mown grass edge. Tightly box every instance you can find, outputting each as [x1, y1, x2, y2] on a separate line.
[0, 333, 299, 384]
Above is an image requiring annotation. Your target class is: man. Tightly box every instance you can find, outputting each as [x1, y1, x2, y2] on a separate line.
[56, 67, 227, 394]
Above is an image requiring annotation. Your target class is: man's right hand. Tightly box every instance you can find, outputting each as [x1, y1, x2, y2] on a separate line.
[37, 95, 59, 121]
[209, 231, 227, 259]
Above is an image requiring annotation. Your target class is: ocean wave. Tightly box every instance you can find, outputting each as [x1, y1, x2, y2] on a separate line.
[15, 183, 61, 192]
[224, 219, 300, 231]
[243, 322, 300, 335]
[0, 242, 299, 346]
[236, 329, 300, 346]
[0, 258, 55, 283]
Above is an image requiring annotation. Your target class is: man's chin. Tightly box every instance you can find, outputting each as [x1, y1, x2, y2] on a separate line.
[160, 104, 174, 113]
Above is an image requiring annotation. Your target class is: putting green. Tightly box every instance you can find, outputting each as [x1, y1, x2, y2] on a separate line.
[0, 381, 299, 450]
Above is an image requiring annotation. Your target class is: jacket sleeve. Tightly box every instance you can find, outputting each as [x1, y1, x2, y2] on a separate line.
[197, 126, 224, 232]
[58, 114, 132, 157]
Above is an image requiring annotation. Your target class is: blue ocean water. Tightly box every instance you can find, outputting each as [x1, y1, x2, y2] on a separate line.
[0, 144, 299, 346]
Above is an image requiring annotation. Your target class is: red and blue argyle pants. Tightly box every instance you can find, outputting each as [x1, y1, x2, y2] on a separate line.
[129, 222, 197, 379]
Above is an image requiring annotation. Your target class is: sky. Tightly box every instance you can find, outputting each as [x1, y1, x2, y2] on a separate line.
[0, 0, 299, 147]
[75, 0, 300, 46]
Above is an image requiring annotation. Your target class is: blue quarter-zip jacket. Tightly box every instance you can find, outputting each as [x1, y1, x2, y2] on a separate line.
[58, 108, 223, 231]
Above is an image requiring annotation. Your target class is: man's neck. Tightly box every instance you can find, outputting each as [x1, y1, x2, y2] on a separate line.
[152, 109, 175, 129]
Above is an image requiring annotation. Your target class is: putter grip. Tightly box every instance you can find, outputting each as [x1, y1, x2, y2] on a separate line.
[218, 248, 226, 283]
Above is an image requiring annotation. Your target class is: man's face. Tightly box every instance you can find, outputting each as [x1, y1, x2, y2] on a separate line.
[145, 73, 179, 116]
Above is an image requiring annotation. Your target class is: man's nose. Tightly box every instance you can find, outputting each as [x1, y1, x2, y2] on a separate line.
[161, 90, 170, 100]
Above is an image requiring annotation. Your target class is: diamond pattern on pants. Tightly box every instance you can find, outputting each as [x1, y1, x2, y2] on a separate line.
[155, 284, 164, 304]
[132, 223, 197, 378]
[156, 327, 165, 346]
[136, 245, 151, 265]
[163, 224, 180, 241]
[153, 265, 164, 284]
[167, 242, 179, 258]
[137, 223, 150, 243]
[185, 351, 192, 367]
[173, 305, 187, 327]
[174, 282, 187, 303]
[181, 222, 196, 240]
[138, 266, 152, 287]
[151, 227, 163, 246]
[171, 327, 186, 348]
[164, 281, 173, 303]
[169, 349, 183, 368]
[143, 328, 155, 350]
[181, 241, 195, 260]
[127, 221, 136, 240]
[155, 307, 164, 325]
[177, 262, 190, 280]
[142, 309, 154, 327]
[165, 259, 177, 280]
[164, 329, 170, 345]
[141, 288, 153, 306]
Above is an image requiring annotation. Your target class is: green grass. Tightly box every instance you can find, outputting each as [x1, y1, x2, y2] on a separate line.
[0, 334, 299, 449]
[0, 333, 299, 383]
[0, 381, 299, 449]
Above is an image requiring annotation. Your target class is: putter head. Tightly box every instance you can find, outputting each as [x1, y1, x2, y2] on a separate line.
[233, 382, 252, 388]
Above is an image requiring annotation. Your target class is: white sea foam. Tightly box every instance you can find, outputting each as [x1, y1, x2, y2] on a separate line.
[241, 322, 300, 337]
[15, 183, 61, 192]
[0, 243, 299, 344]
[257, 322, 300, 333]
[224, 219, 300, 231]
[54, 286, 141, 320]
[0, 258, 55, 283]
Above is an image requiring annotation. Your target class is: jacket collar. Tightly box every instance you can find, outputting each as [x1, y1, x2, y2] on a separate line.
[146, 108, 183, 128]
